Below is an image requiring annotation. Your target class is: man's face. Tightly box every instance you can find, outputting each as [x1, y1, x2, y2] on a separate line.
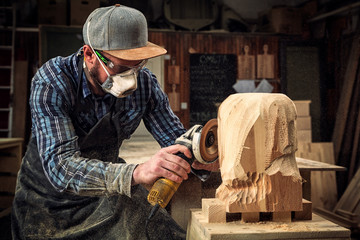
[94, 51, 144, 84]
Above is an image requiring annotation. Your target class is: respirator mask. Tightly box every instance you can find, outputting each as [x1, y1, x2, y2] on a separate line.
[86, 21, 146, 98]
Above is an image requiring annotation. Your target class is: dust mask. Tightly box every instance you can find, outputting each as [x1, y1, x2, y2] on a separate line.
[86, 21, 146, 98]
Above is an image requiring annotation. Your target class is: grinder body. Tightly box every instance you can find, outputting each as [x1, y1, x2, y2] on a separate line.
[147, 119, 218, 208]
[147, 153, 192, 208]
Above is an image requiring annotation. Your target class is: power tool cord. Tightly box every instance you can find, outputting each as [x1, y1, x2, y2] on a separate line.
[145, 203, 160, 240]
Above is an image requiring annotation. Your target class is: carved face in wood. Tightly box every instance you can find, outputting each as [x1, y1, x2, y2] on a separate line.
[216, 93, 302, 212]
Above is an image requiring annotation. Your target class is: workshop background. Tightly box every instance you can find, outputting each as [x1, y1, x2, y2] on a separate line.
[1, 0, 360, 239]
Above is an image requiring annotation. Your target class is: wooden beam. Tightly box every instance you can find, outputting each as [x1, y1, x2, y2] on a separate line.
[332, 35, 360, 163]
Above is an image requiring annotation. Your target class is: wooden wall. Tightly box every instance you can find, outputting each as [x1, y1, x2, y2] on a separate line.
[149, 31, 281, 128]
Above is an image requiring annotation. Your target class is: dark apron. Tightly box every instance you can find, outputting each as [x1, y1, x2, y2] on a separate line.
[11, 58, 186, 240]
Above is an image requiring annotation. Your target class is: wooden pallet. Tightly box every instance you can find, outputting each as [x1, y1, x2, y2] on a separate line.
[187, 198, 351, 240]
[201, 198, 312, 224]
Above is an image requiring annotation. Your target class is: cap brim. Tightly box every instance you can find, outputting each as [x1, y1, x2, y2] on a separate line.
[103, 42, 167, 61]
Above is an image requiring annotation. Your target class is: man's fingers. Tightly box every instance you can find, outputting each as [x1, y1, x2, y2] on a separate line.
[163, 144, 192, 159]
[161, 159, 189, 180]
[163, 152, 191, 173]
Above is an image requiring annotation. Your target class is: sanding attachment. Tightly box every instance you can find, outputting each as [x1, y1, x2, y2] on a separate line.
[199, 119, 218, 163]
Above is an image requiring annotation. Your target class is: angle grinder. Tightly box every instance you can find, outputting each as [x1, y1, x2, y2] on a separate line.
[147, 119, 218, 208]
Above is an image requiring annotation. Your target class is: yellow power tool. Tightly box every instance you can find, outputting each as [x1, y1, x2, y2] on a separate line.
[147, 119, 218, 208]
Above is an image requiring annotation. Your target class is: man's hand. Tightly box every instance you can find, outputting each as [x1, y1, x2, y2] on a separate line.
[191, 160, 219, 172]
[132, 144, 192, 186]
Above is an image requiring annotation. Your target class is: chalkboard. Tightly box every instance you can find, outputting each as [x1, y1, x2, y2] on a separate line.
[190, 54, 237, 126]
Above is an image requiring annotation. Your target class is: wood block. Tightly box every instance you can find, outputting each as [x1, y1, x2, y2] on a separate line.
[216, 94, 303, 214]
[297, 130, 312, 142]
[272, 211, 292, 222]
[293, 100, 311, 117]
[297, 116, 312, 130]
[241, 212, 260, 222]
[294, 199, 312, 220]
[202, 198, 226, 223]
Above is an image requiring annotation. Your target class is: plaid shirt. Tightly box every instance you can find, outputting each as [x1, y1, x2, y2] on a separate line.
[29, 48, 185, 197]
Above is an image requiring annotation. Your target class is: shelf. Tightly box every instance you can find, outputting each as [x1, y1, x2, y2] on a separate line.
[0, 86, 11, 90]
[0, 66, 11, 70]
[0, 46, 12, 50]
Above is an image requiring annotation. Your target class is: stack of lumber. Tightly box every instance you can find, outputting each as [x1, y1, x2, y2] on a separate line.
[332, 34, 360, 193]
[294, 100, 338, 211]
[316, 168, 360, 231]
[294, 100, 312, 142]
[296, 142, 338, 210]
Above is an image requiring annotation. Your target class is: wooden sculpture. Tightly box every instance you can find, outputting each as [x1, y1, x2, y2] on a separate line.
[216, 93, 303, 214]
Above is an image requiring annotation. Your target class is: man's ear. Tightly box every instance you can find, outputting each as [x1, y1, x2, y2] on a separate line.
[83, 45, 96, 65]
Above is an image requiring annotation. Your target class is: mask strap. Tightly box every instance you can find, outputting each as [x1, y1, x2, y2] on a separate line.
[87, 20, 111, 77]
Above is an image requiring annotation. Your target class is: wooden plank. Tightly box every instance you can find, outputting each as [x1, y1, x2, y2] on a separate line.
[12, 61, 29, 139]
[332, 35, 360, 163]
[348, 107, 360, 181]
[187, 210, 351, 240]
[296, 157, 346, 171]
[315, 207, 359, 229]
[334, 168, 360, 215]
[297, 143, 338, 210]
[0, 138, 23, 150]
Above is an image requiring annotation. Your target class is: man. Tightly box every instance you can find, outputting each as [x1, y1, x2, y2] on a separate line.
[12, 4, 210, 240]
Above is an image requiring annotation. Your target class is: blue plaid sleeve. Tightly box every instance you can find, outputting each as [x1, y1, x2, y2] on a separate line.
[30, 57, 136, 197]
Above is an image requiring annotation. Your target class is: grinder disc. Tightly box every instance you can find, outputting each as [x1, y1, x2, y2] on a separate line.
[199, 119, 218, 163]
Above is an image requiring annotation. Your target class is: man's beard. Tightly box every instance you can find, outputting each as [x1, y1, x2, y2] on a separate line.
[88, 61, 105, 92]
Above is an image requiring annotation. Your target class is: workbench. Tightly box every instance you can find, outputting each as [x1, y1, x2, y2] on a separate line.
[187, 210, 351, 240]
[120, 140, 348, 230]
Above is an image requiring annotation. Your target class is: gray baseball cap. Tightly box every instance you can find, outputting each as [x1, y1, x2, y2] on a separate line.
[83, 4, 166, 61]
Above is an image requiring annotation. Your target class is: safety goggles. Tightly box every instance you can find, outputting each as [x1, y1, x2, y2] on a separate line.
[94, 50, 147, 76]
